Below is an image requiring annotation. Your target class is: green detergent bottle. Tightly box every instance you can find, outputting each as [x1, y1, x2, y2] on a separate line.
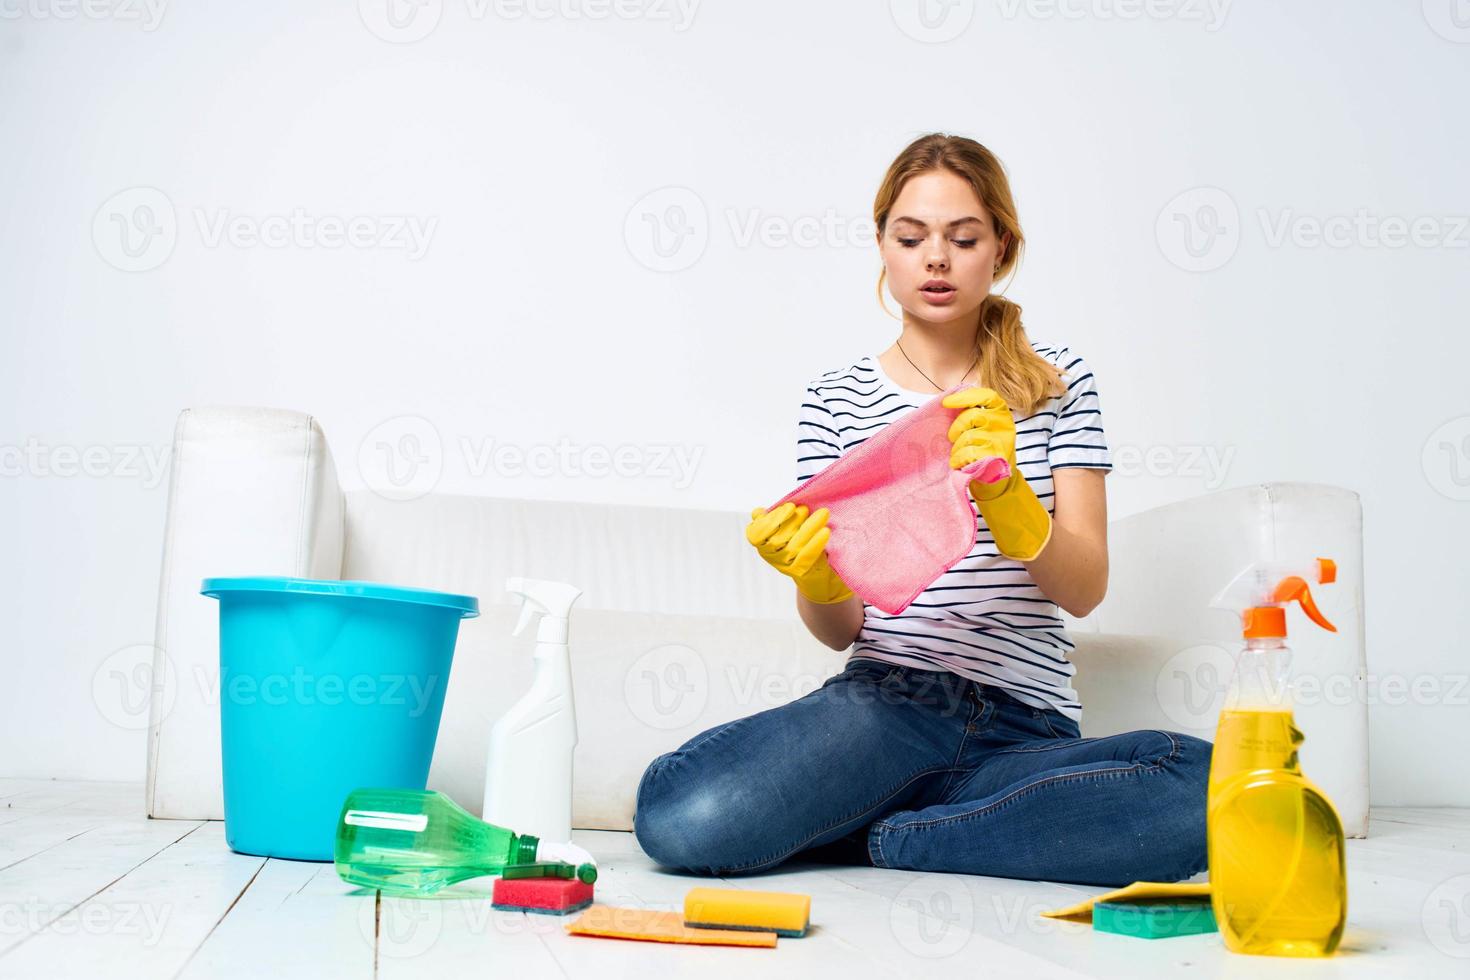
[334, 788, 596, 895]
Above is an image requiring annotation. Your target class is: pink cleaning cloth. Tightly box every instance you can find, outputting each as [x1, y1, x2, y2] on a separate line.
[770, 383, 1010, 615]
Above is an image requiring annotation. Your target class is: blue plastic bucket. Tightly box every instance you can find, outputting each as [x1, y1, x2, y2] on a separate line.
[201, 577, 479, 860]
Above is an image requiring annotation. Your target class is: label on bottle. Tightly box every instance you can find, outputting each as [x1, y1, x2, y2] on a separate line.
[344, 809, 429, 832]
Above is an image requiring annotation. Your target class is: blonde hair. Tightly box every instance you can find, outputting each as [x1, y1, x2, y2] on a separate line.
[874, 133, 1065, 416]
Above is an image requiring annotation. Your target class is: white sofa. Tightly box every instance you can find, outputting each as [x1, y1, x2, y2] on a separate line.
[147, 407, 1370, 837]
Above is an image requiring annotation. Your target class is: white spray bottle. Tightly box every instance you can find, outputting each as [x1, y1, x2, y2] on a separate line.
[482, 576, 583, 848]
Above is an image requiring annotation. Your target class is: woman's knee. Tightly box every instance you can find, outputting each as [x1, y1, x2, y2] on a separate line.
[633, 754, 745, 874]
[1111, 728, 1212, 784]
[1167, 731, 1213, 794]
[1151, 730, 1212, 879]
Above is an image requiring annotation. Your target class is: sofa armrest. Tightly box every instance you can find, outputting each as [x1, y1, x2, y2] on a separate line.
[146, 407, 345, 819]
[1089, 483, 1369, 836]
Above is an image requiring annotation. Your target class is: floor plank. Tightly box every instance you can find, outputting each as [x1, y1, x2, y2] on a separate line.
[0, 780, 140, 829]
[0, 824, 262, 980]
[1, 783, 1467, 978]
[175, 858, 374, 980]
[375, 890, 567, 977]
[0, 815, 203, 958]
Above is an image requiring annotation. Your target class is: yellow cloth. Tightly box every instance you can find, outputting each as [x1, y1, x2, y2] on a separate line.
[1039, 882, 1212, 923]
[746, 502, 854, 604]
[942, 386, 1054, 561]
[566, 905, 778, 947]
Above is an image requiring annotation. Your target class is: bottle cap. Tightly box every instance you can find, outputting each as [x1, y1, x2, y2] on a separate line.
[1242, 606, 1288, 638]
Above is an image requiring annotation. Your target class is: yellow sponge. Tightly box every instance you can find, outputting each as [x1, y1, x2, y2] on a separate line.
[684, 887, 811, 938]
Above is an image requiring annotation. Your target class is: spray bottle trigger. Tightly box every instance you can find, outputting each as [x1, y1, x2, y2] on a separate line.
[512, 599, 538, 637]
[1273, 576, 1337, 633]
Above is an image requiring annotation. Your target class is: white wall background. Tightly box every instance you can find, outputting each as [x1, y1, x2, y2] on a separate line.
[2, 1, 1466, 805]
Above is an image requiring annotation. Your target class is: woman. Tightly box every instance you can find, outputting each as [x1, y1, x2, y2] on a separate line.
[632, 133, 1210, 886]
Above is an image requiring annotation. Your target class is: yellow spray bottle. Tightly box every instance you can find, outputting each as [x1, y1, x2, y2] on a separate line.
[1206, 557, 1345, 957]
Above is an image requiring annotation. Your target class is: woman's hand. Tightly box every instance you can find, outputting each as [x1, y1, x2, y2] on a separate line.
[943, 386, 1018, 501]
[746, 502, 854, 604]
[942, 386, 1053, 561]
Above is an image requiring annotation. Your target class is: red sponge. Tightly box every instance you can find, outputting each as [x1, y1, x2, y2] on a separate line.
[492, 876, 594, 915]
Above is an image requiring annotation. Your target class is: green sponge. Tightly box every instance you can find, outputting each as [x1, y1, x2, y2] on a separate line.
[1092, 899, 1217, 939]
[501, 861, 597, 884]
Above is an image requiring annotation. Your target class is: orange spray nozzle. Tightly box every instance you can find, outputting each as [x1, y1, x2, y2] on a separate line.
[1271, 576, 1337, 633]
[1217, 557, 1339, 639]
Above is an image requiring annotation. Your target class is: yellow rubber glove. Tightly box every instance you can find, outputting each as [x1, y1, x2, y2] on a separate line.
[746, 502, 854, 604]
[942, 386, 1054, 561]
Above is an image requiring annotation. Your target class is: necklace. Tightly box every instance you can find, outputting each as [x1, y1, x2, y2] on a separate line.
[896, 329, 981, 391]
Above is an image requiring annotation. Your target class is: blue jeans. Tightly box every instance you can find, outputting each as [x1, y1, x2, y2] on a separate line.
[633, 659, 1210, 886]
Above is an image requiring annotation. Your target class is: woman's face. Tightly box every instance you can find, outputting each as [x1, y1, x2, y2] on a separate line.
[877, 169, 1009, 327]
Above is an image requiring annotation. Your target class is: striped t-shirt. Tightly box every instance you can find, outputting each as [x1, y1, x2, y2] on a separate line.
[797, 342, 1112, 722]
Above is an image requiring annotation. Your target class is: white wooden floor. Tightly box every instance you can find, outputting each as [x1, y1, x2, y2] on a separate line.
[1, 780, 1467, 979]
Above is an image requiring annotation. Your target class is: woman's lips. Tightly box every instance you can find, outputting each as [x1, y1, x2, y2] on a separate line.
[920, 287, 957, 305]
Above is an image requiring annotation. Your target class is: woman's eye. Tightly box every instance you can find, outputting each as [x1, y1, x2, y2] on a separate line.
[895, 237, 978, 248]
